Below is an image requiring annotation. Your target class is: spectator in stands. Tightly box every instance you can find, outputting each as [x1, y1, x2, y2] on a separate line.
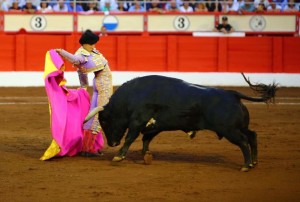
[128, 0, 146, 12]
[267, 1, 282, 11]
[213, 16, 235, 33]
[52, 0, 68, 12]
[240, 0, 256, 12]
[101, 0, 118, 12]
[195, 2, 208, 12]
[37, 0, 53, 13]
[21, 0, 40, 7]
[205, 0, 223, 12]
[254, 0, 269, 9]
[256, 2, 267, 12]
[22, 0, 37, 13]
[99, 0, 118, 11]
[283, 0, 299, 11]
[84, 0, 99, 12]
[221, 0, 245, 13]
[271, 0, 288, 11]
[1, 0, 10, 11]
[9, 0, 22, 11]
[116, 0, 129, 11]
[222, 0, 235, 12]
[165, 0, 180, 11]
[117, 0, 130, 11]
[146, 0, 164, 12]
[67, 0, 84, 12]
[179, 0, 194, 12]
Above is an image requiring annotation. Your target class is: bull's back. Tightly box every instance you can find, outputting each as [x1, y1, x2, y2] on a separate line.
[112, 75, 239, 107]
[112, 75, 193, 103]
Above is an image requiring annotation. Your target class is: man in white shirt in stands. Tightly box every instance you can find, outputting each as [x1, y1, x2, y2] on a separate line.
[52, 0, 68, 12]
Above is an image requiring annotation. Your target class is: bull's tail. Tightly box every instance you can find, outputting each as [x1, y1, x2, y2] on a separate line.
[236, 73, 279, 103]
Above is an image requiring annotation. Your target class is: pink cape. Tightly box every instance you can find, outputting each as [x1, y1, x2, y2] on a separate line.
[43, 49, 104, 158]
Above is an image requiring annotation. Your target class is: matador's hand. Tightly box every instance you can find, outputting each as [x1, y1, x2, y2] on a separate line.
[55, 49, 62, 54]
[78, 66, 88, 73]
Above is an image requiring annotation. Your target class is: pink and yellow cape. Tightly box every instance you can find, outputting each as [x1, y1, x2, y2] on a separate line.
[40, 50, 103, 160]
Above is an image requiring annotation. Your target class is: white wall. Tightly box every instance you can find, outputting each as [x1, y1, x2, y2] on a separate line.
[0, 72, 299, 87]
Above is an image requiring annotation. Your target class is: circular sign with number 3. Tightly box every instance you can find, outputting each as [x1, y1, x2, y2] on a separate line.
[173, 16, 190, 31]
[30, 15, 47, 31]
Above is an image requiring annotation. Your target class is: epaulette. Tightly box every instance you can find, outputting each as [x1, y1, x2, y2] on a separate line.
[75, 47, 90, 56]
[92, 49, 100, 54]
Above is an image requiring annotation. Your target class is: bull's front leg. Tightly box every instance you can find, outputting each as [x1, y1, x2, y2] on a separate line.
[142, 132, 159, 165]
[112, 130, 140, 162]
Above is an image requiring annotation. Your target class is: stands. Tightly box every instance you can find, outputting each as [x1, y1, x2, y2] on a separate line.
[1, 12, 299, 36]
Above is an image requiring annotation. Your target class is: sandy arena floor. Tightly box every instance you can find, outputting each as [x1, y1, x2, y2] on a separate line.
[0, 86, 299, 202]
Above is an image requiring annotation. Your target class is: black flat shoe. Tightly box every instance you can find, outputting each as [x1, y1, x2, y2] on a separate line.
[84, 152, 102, 157]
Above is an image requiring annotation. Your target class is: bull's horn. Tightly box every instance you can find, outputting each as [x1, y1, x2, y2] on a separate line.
[83, 106, 103, 123]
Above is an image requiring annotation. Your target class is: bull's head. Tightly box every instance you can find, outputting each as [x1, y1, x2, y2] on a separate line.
[84, 106, 127, 147]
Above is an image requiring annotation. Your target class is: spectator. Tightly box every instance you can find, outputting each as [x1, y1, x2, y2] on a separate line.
[18, 0, 39, 7]
[195, 2, 208, 12]
[254, 0, 270, 9]
[9, 0, 22, 11]
[101, 0, 118, 12]
[52, 0, 68, 12]
[116, 1, 129, 11]
[256, 2, 267, 12]
[165, 0, 182, 11]
[222, 0, 245, 13]
[99, 0, 118, 11]
[213, 16, 235, 33]
[179, 0, 194, 12]
[128, 0, 146, 12]
[84, 0, 99, 12]
[37, 0, 53, 13]
[205, 0, 222, 12]
[116, 0, 130, 11]
[222, 0, 234, 12]
[67, 0, 84, 12]
[240, 0, 256, 12]
[1, 0, 10, 11]
[146, 0, 164, 12]
[283, 0, 299, 11]
[271, 0, 288, 11]
[267, 1, 282, 11]
[22, 0, 37, 13]
[234, 0, 245, 12]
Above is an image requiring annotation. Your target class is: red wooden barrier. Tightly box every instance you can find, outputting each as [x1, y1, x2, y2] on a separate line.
[0, 34, 299, 73]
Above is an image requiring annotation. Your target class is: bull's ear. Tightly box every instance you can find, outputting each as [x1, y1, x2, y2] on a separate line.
[84, 106, 103, 123]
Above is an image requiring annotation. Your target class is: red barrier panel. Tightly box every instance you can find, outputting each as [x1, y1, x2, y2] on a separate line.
[0, 34, 14, 71]
[283, 37, 300, 72]
[0, 34, 299, 73]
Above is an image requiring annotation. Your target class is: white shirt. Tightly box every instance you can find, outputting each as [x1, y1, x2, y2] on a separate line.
[179, 5, 193, 12]
[37, 5, 53, 13]
[52, 3, 68, 12]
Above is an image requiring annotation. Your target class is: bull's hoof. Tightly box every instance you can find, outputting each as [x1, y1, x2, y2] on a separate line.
[187, 131, 196, 139]
[112, 156, 125, 162]
[143, 151, 153, 165]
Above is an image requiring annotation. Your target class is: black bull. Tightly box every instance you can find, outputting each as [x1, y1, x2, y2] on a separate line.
[85, 74, 278, 171]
